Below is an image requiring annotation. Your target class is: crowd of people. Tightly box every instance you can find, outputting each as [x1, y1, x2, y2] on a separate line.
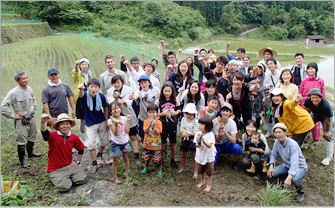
[1, 41, 333, 202]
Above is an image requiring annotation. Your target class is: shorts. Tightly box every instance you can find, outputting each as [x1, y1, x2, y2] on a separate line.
[129, 125, 138, 137]
[110, 141, 132, 157]
[161, 125, 177, 144]
[86, 122, 109, 150]
[142, 148, 162, 166]
[179, 136, 196, 152]
[138, 120, 144, 139]
[197, 162, 214, 176]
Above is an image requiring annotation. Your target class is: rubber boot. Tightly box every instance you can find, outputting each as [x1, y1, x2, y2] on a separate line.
[264, 122, 273, 138]
[321, 140, 334, 166]
[18, 145, 30, 168]
[295, 186, 305, 202]
[262, 164, 268, 173]
[247, 165, 256, 173]
[26, 141, 42, 158]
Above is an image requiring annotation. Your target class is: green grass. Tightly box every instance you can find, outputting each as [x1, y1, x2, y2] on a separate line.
[257, 180, 295, 206]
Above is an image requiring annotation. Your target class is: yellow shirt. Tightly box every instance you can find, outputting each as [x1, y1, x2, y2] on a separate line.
[275, 83, 298, 100]
[278, 99, 314, 136]
[72, 69, 85, 103]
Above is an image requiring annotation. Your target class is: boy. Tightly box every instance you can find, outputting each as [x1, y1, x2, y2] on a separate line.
[245, 131, 267, 175]
[78, 78, 109, 174]
[141, 104, 163, 177]
[212, 103, 242, 172]
[200, 95, 219, 119]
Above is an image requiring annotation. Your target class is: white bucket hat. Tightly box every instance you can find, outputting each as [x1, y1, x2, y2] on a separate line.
[183, 103, 198, 115]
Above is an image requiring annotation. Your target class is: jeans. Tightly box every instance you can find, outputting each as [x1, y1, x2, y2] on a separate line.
[272, 164, 307, 187]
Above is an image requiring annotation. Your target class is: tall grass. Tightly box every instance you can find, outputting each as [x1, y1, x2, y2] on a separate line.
[257, 180, 295, 206]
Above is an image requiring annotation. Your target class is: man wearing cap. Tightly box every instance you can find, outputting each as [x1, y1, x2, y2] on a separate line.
[100, 55, 128, 96]
[258, 47, 281, 70]
[227, 60, 239, 81]
[42, 68, 75, 129]
[212, 103, 242, 172]
[40, 113, 88, 192]
[267, 122, 308, 203]
[291, 53, 307, 87]
[226, 42, 245, 67]
[303, 88, 334, 166]
[1, 71, 41, 168]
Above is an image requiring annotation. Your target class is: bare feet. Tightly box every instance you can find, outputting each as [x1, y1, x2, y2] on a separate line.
[196, 182, 205, 189]
[114, 178, 122, 184]
[204, 185, 212, 192]
[193, 173, 198, 179]
[178, 168, 184, 174]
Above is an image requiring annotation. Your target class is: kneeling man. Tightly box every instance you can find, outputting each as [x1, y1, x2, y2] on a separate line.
[41, 113, 88, 192]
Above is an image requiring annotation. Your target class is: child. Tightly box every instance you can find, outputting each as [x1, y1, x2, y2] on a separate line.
[108, 101, 132, 184]
[129, 75, 160, 142]
[78, 78, 109, 174]
[106, 75, 141, 165]
[194, 116, 216, 192]
[200, 95, 219, 120]
[141, 104, 163, 177]
[155, 81, 181, 169]
[179, 103, 199, 178]
[245, 132, 266, 176]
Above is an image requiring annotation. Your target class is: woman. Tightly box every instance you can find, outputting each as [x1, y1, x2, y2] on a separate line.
[226, 72, 260, 130]
[72, 58, 92, 145]
[299, 63, 326, 143]
[270, 88, 314, 147]
[164, 60, 193, 95]
[177, 80, 205, 115]
[276, 69, 299, 100]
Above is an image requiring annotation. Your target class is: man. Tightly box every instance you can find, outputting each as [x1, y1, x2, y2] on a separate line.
[42, 68, 75, 128]
[226, 42, 245, 67]
[160, 40, 178, 73]
[258, 47, 281, 70]
[263, 58, 281, 87]
[40, 113, 87, 192]
[194, 48, 217, 92]
[291, 53, 307, 87]
[304, 88, 334, 166]
[1, 71, 41, 168]
[267, 122, 307, 203]
[99, 55, 128, 96]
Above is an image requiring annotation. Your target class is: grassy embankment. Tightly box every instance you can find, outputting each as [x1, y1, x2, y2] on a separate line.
[1, 32, 334, 206]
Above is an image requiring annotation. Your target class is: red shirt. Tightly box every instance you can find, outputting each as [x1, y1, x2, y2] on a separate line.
[47, 131, 85, 173]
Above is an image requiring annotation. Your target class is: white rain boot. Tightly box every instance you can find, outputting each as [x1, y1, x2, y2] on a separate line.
[321, 140, 334, 166]
[81, 132, 87, 147]
[264, 122, 273, 138]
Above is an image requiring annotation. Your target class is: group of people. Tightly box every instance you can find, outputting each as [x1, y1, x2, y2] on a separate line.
[1, 40, 333, 202]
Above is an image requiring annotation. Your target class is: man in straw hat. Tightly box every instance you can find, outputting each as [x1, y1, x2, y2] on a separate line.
[258, 47, 281, 70]
[41, 113, 88, 192]
[267, 122, 307, 203]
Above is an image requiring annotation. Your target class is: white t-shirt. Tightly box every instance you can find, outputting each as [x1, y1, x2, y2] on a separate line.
[194, 131, 216, 165]
[108, 116, 129, 145]
[212, 118, 238, 144]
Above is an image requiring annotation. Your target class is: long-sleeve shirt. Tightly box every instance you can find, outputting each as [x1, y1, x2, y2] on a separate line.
[269, 137, 308, 175]
[1, 86, 36, 118]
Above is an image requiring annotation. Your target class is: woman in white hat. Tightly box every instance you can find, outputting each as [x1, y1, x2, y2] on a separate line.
[270, 88, 314, 146]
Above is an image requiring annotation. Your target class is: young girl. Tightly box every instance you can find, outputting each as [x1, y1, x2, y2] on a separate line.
[106, 75, 141, 165]
[179, 103, 199, 177]
[299, 63, 326, 144]
[164, 60, 193, 95]
[72, 58, 92, 145]
[108, 101, 132, 184]
[194, 116, 216, 193]
[129, 75, 160, 142]
[155, 81, 181, 169]
[177, 80, 205, 115]
[203, 79, 225, 111]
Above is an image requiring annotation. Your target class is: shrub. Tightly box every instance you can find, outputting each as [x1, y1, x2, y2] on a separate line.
[1, 185, 34, 206]
[257, 181, 294, 206]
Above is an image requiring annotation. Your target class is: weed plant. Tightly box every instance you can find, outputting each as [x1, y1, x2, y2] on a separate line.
[257, 180, 294, 206]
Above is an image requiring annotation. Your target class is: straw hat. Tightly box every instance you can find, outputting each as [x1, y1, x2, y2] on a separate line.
[272, 122, 288, 133]
[258, 47, 277, 58]
[52, 113, 76, 129]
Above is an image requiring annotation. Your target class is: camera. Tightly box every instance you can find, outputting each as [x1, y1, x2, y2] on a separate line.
[21, 116, 31, 126]
[113, 90, 121, 98]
